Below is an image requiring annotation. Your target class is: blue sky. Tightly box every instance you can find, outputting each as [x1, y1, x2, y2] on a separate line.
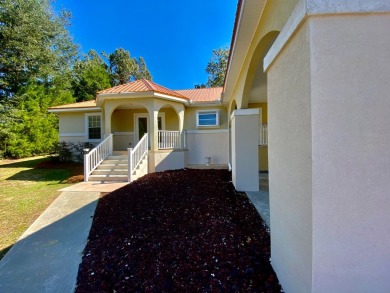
[53, 0, 237, 90]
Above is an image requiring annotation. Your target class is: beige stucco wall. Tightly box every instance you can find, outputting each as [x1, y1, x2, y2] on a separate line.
[268, 21, 313, 293]
[231, 109, 259, 191]
[160, 107, 179, 130]
[149, 150, 186, 172]
[186, 131, 229, 165]
[58, 111, 102, 144]
[309, 14, 390, 293]
[58, 112, 86, 134]
[184, 106, 228, 130]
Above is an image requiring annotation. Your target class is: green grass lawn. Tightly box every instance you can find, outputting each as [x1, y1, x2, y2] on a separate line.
[0, 156, 83, 260]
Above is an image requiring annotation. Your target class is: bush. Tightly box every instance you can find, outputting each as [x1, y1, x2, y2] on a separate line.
[50, 141, 95, 163]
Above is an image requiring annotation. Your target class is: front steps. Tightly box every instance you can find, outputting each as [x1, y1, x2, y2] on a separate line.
[88, 154, 147, 182]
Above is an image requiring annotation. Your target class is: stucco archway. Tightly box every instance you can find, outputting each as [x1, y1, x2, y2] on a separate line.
[240, 31, 279, 109]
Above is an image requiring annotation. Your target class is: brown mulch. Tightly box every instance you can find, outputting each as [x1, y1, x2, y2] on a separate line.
[76, 169, 281, 292]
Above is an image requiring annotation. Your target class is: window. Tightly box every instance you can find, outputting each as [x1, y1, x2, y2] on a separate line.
[197, 110, 219, 127]
[86, 114, 101, 140]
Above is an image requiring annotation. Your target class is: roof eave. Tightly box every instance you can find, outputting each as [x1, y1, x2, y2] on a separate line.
[48, 107, 101, 113]
[222, 0, 268, 104]
[96, 91, 189, 106]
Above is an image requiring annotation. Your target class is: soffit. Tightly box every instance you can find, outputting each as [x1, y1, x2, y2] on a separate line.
[223, 0, 267, 104]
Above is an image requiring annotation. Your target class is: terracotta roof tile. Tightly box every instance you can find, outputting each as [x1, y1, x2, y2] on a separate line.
[97, 79, 188, 99]
[49, 84, 223, 111]
[49, 100, 97, 110]
[176, 87, 223, 102]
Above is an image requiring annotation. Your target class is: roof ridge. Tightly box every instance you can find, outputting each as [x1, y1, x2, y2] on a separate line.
[176, 86, 223, 91]
[142, 79, 154, 91]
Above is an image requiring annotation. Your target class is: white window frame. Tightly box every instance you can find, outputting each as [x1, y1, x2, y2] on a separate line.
[85, 113, 102, 142]
[196, 109, 220, 127]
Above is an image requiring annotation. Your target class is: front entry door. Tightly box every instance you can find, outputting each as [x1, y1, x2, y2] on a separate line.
[134, 114, 164, 145]
[138, 117, 147, 141]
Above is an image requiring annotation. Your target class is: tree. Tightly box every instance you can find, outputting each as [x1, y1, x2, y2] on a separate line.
[104, 48, 137, 85]
[205, 47, 229, 87]
[2, 83, 74, 158]
[0, 0, 77, 158]
[104, 48, 152, 85]
[0, 0, 77, 99]
[72, 50, 111, 102]
[134, 57, 152, 80]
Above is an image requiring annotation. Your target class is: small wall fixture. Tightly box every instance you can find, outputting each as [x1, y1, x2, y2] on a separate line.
[205, 156, 211, 166]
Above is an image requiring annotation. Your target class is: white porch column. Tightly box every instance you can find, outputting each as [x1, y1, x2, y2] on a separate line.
[103, 105, 112, 137]
[149, 109, 159, 151]
[178, 108, 184, 148]
[230, 109, 259, 191]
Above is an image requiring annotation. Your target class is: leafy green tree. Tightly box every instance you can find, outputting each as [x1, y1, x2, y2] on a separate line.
[134, 57, 152, 80]
[3, 83, 74, 158]
[104, 48, 152, 85]
[0, 0, 77, 99]
[104, 48, 137, 85]
[205, 47, 229, 87]
[72, 50, 111, 102]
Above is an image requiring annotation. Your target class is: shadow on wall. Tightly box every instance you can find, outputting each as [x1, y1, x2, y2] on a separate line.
[154, 150, 187, 172]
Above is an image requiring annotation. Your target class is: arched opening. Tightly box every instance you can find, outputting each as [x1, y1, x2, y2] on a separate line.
[110, 102, 149, 151]
[242, 31, 279, 108]
[242, 31, 279, 173]
[157, 104, 181, 149]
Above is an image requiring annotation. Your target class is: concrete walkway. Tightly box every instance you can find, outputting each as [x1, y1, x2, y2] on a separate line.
[0, 181, 128, 293]
[246, 173, 270, 228]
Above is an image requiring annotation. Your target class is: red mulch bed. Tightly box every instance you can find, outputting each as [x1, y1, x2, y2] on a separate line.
[76, 169, 281, 292]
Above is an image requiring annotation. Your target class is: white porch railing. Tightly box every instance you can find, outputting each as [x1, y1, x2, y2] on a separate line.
[259, 124, 268, 146]
[84, 134, 113, 182]
[158, 130, 181, 149]
[128, 133, 148, 182]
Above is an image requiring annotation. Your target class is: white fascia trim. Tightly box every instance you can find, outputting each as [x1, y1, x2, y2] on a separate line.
[223, 0, 246, 91]
[59, 133, 85, 137]
[153, 93, 189, 105]
[186, 129, 228, 134]
[230, 108, 259, 121]
[264, 0, 390, 71]
[48, 107, 101, 113]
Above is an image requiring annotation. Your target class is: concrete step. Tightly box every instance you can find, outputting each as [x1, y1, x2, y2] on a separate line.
[96, 164, 128, 170]
[106, 155, 128, 160]
[101, 160, 128, 165]
[89, 174, 128, 182]
[91, 170, 128, 176]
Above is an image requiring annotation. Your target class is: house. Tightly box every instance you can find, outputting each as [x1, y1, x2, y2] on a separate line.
[50, 0, 390, 291]
[222, 0, 390, 292]
[49, 79, 268, 182]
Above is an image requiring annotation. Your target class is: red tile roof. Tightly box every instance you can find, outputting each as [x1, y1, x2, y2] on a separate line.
[49, 82, 223, 111]
[97, 79, 188, 99]
[176, 87, 223, 102]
